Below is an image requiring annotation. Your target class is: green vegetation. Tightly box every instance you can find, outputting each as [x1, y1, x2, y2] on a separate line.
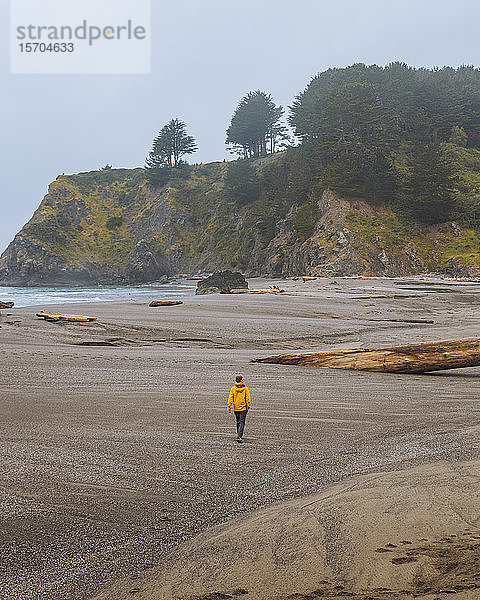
[224, 160, 260, 206]
[226, 91, 289, 158]
[290, 63, 480, 226]
[23, 171, 141, 267]
[24, 215, 72, 245]
[145, 119, 197, 184]
[106, 216, 123, 230]
[346, 211, 414, 251]
[293, 200, 319, 241]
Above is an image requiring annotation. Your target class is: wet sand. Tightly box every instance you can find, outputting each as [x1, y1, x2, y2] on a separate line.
[1, 277, 480, 599]
[93, 460, 480, 600]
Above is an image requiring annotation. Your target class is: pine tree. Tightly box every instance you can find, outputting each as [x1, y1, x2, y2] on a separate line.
[400, 143, 457, 224]
[146, 119, 197, 183]
[224, 160, 260, 206]
[226, 91, 288, 158]
[296, 81, 399, 202]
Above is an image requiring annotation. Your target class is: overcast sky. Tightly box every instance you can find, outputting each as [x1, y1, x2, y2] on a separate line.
[1, 0, 480, 253]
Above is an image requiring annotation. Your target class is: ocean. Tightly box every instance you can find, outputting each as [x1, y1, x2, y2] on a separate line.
[0, 282, 197, 308]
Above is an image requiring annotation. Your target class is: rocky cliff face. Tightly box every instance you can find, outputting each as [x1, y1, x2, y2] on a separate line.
[1, 159, 480, 286]
[247, 190, 480, 278]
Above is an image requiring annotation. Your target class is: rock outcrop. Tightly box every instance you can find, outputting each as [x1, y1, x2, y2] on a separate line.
[196, 271, 248, 295]
[0, 234, 97, 286]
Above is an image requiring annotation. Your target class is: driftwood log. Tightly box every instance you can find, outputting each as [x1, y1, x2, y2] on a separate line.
[36, 311, 97, 323]
[149, 300, 184, 307]
[0, 301, 14, 309]
[229, 286, 284, 295]
[255, 338, 480, 374]
[302, 276, 318, 282]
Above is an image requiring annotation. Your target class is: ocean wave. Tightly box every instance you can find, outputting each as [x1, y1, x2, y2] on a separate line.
[0, 284, 197, 307]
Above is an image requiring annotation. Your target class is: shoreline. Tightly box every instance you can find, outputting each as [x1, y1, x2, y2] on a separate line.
[2, 277, 480, 599]
[3, 274, 480, 312]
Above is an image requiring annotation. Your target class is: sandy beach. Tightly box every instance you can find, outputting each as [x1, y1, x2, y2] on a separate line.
[1, 277, 480, 600]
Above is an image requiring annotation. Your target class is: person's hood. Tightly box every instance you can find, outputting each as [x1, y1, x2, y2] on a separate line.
[235, 383, 246, 389]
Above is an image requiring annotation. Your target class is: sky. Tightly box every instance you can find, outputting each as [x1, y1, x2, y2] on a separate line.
[1, 0, 480, 253]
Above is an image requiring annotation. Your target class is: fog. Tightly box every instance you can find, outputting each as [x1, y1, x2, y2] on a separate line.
[1, 0, 479, 252]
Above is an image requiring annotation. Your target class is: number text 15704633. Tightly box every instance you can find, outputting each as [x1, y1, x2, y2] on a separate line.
[19, 43, 75, 53]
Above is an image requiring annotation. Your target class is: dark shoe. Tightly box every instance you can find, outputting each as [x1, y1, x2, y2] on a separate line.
[236, 437, 243, 443]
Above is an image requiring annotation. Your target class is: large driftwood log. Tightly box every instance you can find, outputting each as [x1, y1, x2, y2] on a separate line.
[229, 286, 284, 295]
[0, 301, 14, 309]
[255, 338, 480, 374]
[36, 311, 97, 323]
[149, 300, 184, 307]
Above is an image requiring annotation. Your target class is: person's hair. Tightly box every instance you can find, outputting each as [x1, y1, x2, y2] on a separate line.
[235, 375, 243, 383]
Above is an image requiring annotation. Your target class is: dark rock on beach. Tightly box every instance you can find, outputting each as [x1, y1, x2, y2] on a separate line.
[195, 271, 248, 295]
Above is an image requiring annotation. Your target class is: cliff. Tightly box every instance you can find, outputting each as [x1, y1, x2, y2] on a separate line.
[1, 155, 480, 286]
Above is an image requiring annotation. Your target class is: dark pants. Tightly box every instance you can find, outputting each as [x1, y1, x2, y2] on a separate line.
[234, 410, 247, 438]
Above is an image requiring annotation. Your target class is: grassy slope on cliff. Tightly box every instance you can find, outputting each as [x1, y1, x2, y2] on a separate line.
[22, 169, 144, 268]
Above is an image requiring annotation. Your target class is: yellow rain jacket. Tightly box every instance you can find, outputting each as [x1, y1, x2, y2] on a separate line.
[227, 383, 251, 412]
